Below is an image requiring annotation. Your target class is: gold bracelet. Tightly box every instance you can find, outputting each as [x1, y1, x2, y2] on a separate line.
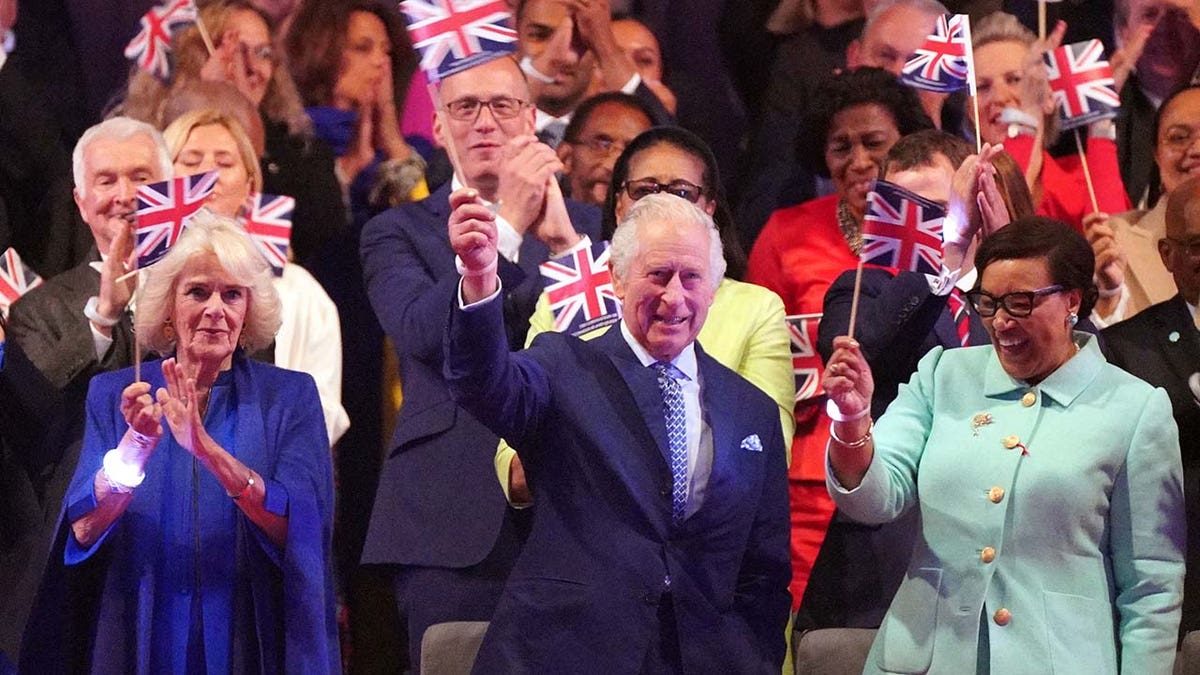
[228, 472, 255, 500]
[829, 421, 873, 449]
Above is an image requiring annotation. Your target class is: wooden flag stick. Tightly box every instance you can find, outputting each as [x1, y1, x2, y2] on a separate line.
[1038, 0, 1047, 42]
[846, 259, 866, 340]
[1072, 128, 1100, 213]
[195, 13, 216, 56]
[134, 271, 142, 383]
[971, 92, 983, 153]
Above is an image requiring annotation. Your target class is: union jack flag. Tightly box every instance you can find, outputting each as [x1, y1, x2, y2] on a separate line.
[901, 14, 975, 94]
[861, 180, 946, 276]
[540, 238, 621, 337]
[786, 314, 824, 404]
[134, 171, 218, 268]
[400, 0, 517, 82]
[123, 0, 198, 81]
[0, 247, 42, 319]
[1044, 39, 1120, 130]
[240, 193, 294, 276]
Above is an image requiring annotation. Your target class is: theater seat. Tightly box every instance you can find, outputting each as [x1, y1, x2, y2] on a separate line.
[420, 621, 489, 675]
[793, 628, 877, 675]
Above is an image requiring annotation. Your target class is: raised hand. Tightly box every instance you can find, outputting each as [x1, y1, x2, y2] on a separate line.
[156, 358, 208, 456]
[823, 336, 874, 421]
[1083, 211, 1126, 307]
[530, 176, 582, 255]
[496, 135, 563, 234]
[95, 220, 137, 335]
[121, 381, 163, 439]
[449, 187, 500, 302]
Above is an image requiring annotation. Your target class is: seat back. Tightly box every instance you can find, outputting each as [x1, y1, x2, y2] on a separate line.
[420, 621, 489, 675]
[793, 628, 877, 675]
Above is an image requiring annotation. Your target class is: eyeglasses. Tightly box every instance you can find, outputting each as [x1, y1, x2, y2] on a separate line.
[621, 178, 706, 204]
[441, 96, 528, 122]
[1164, 236, 1200, 260]
[573, 134, 627, 156]
[241, 42, 275, 64]
[964, 284, 1064, 318]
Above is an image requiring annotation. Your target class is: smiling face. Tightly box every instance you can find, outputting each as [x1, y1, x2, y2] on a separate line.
[561, 101, 652, 206]
[225, 8, 274, 106]
[74, 133, 165, 256]
[517, 0, 596, 115]
[172, 251, 249, 372]
[612, 217, 717, 362]
[433, 57, 534, 197]
[1156, 88, 1200, 194]
[173, 123, 253, 218]
[615, 143, 715, 221]
[979, 256, 1081, 385]
[334, 10, 392, 109]
[971, 40, 1029, 146]
[826, 103, 901, 219]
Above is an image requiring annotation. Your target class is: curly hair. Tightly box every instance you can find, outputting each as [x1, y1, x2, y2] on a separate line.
[799, 67, 935, 178]
[602, 126, 747, 280]
[136, 210, 282, 354]
[284, 0, 416, 109]
[118, 0, 312, 138]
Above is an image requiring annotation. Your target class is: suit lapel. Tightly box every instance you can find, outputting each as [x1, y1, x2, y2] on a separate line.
[1157, 297, 1200, 387]
[594, 326, 671, 465]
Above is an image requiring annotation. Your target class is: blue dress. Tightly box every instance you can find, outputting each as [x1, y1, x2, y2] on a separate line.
[21, 353, 339, 674]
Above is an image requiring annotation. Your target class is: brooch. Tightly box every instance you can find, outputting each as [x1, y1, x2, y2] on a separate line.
[971, 412, 993, 437]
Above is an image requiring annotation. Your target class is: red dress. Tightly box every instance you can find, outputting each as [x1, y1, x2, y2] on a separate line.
[747, 194, 859, 609]
[1003, 133, 1130, 232]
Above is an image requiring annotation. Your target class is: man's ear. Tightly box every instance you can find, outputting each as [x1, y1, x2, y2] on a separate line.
[557, 142, 574, 175]
[431, 110, 445, 149]
[1159, 238, 1175, 272]
[609, 260, 625, 301]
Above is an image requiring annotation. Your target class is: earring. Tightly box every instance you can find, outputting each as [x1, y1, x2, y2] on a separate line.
[1067, 312, 1079, 327]
[163, 317, 175, 341]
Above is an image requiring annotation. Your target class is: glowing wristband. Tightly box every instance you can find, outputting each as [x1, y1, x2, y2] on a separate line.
[455, 255, 499, 278]
[826, 398, 870, 422]
[102, 449, 146, 490]
[84, 296, 120, 328]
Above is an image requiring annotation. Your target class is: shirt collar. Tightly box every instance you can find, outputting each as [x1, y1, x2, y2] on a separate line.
[982, 331, 1103, 406]
[956, 267, 978, 293]
[619, 320, 698, 382]
[535, 108, 572, 133]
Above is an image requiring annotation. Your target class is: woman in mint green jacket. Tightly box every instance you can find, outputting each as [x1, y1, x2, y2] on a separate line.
[823, 217, 1184, 674]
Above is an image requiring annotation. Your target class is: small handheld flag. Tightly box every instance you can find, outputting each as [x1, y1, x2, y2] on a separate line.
[1044, 39, 1120, 131]
[123, 0, 198, 81]
[540, 239, 621, 337]
[134, 171, 218, 268]
[786, 314, 824, 404]
[0, 247, 43, 319]
[901, 14, 976, 94]
[240, 193, 295, 276]
[861, 180, 947, 276]
[400, 0, 518, 82]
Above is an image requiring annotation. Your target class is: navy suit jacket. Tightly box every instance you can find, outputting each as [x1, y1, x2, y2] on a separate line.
[359, 182, 601, 567]
[445, 298, 791, 673]
[1102, 293, 1200, 633]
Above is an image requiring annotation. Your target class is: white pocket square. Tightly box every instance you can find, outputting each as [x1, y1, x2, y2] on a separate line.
[740, 434, 762, 452]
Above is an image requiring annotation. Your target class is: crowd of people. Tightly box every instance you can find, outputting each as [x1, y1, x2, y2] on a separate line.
[0, 0, 1198, 672]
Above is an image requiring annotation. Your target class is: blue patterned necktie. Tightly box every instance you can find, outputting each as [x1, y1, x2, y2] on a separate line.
[652, 362, 688, 526]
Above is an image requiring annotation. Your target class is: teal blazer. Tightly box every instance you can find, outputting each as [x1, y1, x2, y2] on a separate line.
[831, 334, 1184, 674]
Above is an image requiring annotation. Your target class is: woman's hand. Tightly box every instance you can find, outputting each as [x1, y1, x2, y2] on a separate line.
[156, 358, 210, 457]
[371, 57, 411, 161]
[199, 29, 254, 95]
[1024, 20, 1067, 120]
[1084, 211, 1127, 318]
[823, 337, 873, 420]
[121, 381, 163, 439]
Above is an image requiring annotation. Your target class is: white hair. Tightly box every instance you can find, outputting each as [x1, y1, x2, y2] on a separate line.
[72, 116, 173, 198]
[863, 0, 948, 35]
[610, 193, 726, 291]
[135, 210, 281, 354]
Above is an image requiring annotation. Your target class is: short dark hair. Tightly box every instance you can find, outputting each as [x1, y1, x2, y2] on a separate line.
[603, 126, 747, 280]
[562, 92, 655, 145]
[799, 67, 935, 178]
[882, 129, 974, 176]
[973, 216, 1099, 317]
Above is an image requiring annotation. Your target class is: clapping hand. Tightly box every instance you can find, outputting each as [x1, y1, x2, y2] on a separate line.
[156, 358, 209, 456]
[497, 135, 563, 235]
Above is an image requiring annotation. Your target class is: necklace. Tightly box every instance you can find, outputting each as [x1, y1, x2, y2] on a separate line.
[836, 198, 863, 255]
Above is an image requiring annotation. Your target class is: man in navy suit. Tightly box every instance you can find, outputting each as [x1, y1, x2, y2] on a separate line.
[445, 191, 790, 673]
[1103, 176, 1200, 633]
[359, 53, 602, 669]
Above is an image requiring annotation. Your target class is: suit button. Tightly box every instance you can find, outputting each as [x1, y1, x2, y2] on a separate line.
[980, 546, 996, 564]
[1002, 435, 1020, 449]
[660, 486, 670, 497]
[993, 607, 1011, 626]
[1021, 391, 1036, 407]
[988, 486, 1005, 503]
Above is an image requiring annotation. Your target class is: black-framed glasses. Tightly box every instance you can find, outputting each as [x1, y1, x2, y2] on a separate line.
[573, 134, 627, 156]
[442, 96, 528, 122]
[964, 284, 1064, 318]
[621, 178, 706, 204]
[1163, 236, 1200, 260]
